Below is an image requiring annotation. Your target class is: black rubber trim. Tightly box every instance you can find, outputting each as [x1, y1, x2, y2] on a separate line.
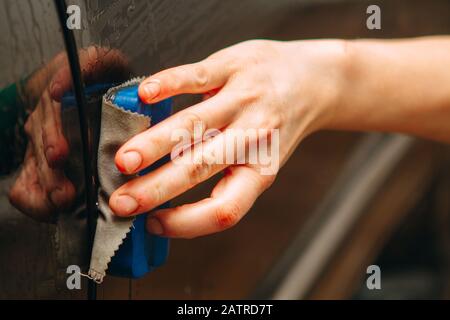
[54, 0, 97, 300]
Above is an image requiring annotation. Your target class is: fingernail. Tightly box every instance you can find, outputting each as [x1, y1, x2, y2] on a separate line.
[141, 81, 160, 101]
[114, 195, 139, 215]
[121, 151, 142, 173]
[147, 217, 163, 235]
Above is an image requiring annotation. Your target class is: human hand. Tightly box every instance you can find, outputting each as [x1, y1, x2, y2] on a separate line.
[9, 47, 129, 222]
[8, 87, 74, 222]
[109, 39, 348, 238]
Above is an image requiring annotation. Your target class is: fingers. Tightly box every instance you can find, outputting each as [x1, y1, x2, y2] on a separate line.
[47, 176, 76, 209]
[115, 90, 238, 174]
[146, 166, 272, 239]
[110, 132, 231, 217]
[39, 89, 69, 167]
[138, 57, 233, 104]
[9, 158, 52, 222]
[49, 65, 71, 102]
[18, 94, 75, 219]
[9, 150, 76, 222]
[36, 154, 75, 210]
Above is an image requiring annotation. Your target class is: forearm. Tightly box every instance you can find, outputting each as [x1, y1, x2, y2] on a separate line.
[329, 36, 450, 142]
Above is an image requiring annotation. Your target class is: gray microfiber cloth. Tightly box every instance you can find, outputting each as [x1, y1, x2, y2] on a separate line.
[88, 78, 150, 283]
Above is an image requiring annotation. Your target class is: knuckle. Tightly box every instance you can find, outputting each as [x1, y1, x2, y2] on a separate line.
[186, 160, 213, 186]
[270, 113, 283, 129]
[264, 112, 282, 129]
[138, 182, 164, 207]
[191, 63, 209, 88]
[86, 46, 100, 64]
[151, 182, 164, 205]
[237, 90, 260, 107]
[180, 111, 204, 134]
[242, 41, 270, 64]
[230, 40, 279, 75]
[8, 185, 19, 207]
[260, 175, 277, 190]
[249, 109, 282, 130]
[24, 118, 33, 136]
[245, 39, 278, 56]
[214, 201, 241, 230]
[243, 39, 267, 48]
[64, 181, 76, 204]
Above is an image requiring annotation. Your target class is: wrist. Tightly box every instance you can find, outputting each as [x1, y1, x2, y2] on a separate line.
[286, 39, 352, 134]
[317, 39, 353, 132]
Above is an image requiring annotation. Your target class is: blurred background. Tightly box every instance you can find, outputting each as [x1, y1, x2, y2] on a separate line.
[0, 0, 449, 299]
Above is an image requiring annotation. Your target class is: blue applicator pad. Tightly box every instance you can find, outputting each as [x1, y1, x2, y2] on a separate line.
[108, 83, 172, 278]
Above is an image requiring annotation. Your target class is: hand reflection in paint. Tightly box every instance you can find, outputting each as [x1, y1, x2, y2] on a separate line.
[9, 47, 129, 222]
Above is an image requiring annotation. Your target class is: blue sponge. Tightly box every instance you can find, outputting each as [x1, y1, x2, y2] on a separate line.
[107, 83, 172, 278]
